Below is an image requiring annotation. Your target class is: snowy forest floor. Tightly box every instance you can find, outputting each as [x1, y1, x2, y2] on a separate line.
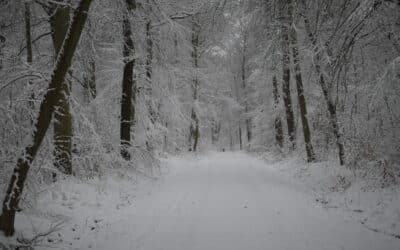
[2, 151, 400, 249]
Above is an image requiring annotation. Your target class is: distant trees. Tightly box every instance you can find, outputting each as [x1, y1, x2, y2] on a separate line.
[251, 0, 399, 165]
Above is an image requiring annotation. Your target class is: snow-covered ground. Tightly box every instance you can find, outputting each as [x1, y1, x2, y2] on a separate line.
[2, 151, 400, 249]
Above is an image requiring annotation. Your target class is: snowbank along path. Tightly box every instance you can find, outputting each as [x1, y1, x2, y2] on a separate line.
[92, 152, 399, 250]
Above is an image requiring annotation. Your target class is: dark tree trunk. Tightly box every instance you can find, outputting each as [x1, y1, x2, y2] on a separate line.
[211, 119, 221, 145]
[280, 1, 296, 150]
[0, 0, 92, 236]
[84, 58, 96, 100]
[239, 125, 243, 150]
[190, 15, 200, 152]
[241, 42, 251, 144]
[25, 2, 32, 65]
[120, 0, 136, 160]
[287, 0, 316, 162]
[49, 2, 72, 175]
[25, 1, 34, 112]
[272, 75, 284, 148]
[146, 10, 156, 125]
[304, 15, 345, 165]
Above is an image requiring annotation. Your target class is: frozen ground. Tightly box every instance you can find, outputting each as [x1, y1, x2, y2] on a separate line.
[2, 151, 400, 249]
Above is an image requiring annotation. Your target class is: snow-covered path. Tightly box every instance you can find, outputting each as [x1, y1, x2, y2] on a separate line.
[92, 152, 399, 250]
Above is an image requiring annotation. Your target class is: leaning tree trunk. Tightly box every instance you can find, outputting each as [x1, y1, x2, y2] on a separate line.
[303, 15, 345, 165]
[190, 15, 200, 152]
[0, 0, 92, 236]
[280, 1, 296, 150]
[49, 3, 72, 175]
[120, 0, 136, 160]
[287, 0, 315, 162]
[272, 75, 284, 148]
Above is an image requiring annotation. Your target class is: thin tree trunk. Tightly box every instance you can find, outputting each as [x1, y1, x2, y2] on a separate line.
[25, 1, 34, 113]
[0, 0, 92, 236]
[49, 3, 72, 175]
[272, 75, 284, 148]
[25, 2, 32, 67]
[190, 15, 200, 152]
[280, 1, 296, 150]
[241, 40, 251, 144]
[239, 125, 243, 150]
[86, 58, 96, 99]
[288, 0, 315, 162]
[146, 4, 155, 124]
[304, 15, 345, 165]
[83, 21, 96, 102]
[120, 0, 136, 160]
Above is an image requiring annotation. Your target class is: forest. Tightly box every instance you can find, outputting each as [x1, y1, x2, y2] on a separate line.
[0, 0, 399, 249]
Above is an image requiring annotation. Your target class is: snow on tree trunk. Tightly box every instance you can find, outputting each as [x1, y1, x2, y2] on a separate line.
[0, 0, 93, 236]
[49, 3, 72, 175]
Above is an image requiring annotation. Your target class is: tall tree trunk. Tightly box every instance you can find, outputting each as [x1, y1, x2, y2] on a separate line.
[0, 0, 92, 236]
[272, 75, 284, 148]
[288, 0, 315, 162]
[303, 15, 345, 165]
[280, 0, 296, 150]
[190, 15, 200, 152]
[146, 3, 155, 124]
[25, 1, 34, 113]
[120, 0, 136, 160]
[241, 38, 251, 144]
[49, 3, 72, 175]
